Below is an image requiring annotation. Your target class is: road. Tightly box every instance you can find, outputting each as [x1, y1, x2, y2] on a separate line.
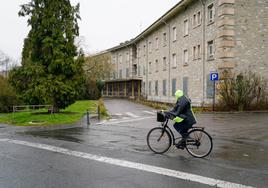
[0, 98, 267, 188]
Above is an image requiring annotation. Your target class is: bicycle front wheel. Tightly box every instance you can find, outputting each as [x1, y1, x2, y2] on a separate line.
[185, 129, 213, 158]
[147, 127, 172, 154]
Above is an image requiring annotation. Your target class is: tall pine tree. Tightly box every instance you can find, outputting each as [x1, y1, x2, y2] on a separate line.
[10, 0, 85, 112]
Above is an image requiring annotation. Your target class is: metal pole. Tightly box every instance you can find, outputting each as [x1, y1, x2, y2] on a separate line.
[86, 109, 90, 126]
[97, 106, 100, 121]
[213, 81, 216, 111]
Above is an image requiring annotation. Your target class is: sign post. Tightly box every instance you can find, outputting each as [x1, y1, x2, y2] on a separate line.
[210, 72, 219, 111]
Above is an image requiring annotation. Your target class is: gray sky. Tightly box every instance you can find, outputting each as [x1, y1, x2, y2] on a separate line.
[0, 0, 179, 60]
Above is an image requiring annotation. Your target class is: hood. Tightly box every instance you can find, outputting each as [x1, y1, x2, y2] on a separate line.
[175, 90, 183, 100]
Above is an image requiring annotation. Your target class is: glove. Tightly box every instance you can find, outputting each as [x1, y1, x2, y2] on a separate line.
[173, 116, 184, 123]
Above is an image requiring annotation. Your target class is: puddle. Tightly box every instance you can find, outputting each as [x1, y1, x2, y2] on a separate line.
[19, 127, 86, 143]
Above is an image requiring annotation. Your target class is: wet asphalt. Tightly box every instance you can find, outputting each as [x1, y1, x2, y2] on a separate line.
[0, 98, 267, 188]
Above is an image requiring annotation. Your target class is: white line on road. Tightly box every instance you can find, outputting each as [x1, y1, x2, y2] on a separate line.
[125, 112, 139, 118]
[143, 110, 155, 115]
[115, 113, 123, 116]
[97, 116, 154, 125]
[0, 139, 254, 188]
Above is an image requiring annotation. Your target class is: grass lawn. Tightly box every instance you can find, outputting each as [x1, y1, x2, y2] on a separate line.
[0, 100, 98, 126]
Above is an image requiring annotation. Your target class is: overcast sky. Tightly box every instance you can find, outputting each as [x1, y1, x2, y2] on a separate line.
[0, 0, 180, 60]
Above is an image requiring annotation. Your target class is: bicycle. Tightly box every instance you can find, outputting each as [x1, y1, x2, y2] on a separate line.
[146, 111, 213, 158]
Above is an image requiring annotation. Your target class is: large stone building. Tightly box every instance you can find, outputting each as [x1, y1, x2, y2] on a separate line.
[92, 0, 268, 106]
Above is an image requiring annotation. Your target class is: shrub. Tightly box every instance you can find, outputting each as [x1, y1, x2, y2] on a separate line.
[0, 75, 18, 112]
[218, 70, 268, 111]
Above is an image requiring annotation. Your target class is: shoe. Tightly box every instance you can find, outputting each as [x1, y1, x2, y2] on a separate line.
[176, 139, 186, 150]
[176, 144, 185, 150]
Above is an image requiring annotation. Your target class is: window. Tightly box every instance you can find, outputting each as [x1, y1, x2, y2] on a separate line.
[193, 46, 197, 60]
[172, 27, 177, 41]
[143, 65, 146, 76]
[163, 57, 167, 71]
[193, 11, 201, 27]
[206, 74, 213, 98]
[144, 44, 146, 56]
[208, 4, 215, 24]
[148, 42, 152, 53]
[126, 68, 129, 78]
[155, 80, 158, 96]
[183, 77, 188, 97]
[119, 69, 122, 78]
[172, 78, 176, 96]
[184, 19, 189, 36]
[149, 81, 152, 95]
[197, 11, 201, 25]
[172, 53, 177, 68]
[149, 62, 152, 74]
[197, 45, 201, 59]
[193, 14, 196, 27]
[207, 40, 214, 59]
[163, 32, 167, 45]
[126, 52, 129, 62]
[137, 47, 140, 57]
[163, 80, 167, 96]
[155, 59, 159, 72]
[138, 65, 141, 76]
[183, 49, 188, 65]
[119, 55, 122, 64]
[155, 37, 159, 50]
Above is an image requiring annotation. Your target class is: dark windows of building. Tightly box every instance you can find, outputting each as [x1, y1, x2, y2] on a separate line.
[183, 49, 188, 65]
[143, 65, 146, 76]
[155, 37, 159, 50]
[206, 74, 214, 98]
[163, 57, 167, 71]
[163, 79, 167, 96]
[149, 81, 152, 95]
[155, 80, 158, 96]
[207, 40, 214, 59]
[126, 68, 129, 78]
[184, 19, 189, 36]
[197, 44, 201, 59]
[119, 69, 122, 79]
[149, 42, 152, 53]
[149, 62, 152, 74]
[172, 27, 177, 41]
[172, 53, 177, 68]
[138, 65, 141, 76]
[155, 59, 159, 72]
[172, 78, 176, 96]
[183, 77, 188, 97]
[163, 32, 167, 45]
[208, 3, 215, 24]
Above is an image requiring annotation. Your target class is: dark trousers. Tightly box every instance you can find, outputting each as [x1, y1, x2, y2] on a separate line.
[173, 121, 192, 139]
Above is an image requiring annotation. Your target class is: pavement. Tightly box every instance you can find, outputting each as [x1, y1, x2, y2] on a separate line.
[0, 98, 267, 188]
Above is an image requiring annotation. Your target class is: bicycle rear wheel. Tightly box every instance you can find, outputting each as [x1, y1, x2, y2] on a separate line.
[147, 127, 172, 154]
[185, 129, 213, 158]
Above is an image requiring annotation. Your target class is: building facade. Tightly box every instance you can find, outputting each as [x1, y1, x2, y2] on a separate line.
[92, 0, 268, 106]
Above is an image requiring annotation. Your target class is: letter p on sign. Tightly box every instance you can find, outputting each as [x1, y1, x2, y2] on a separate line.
[210, 73, 219, 81]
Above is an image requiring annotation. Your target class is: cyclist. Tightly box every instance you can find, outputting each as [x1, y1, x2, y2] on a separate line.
[169, 90, 196, 149]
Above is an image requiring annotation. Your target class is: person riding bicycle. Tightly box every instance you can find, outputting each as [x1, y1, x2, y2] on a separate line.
[169, 90, 196, 149]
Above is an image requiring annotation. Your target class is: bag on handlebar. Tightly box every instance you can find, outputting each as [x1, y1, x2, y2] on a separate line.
[157, 111, 166, 122]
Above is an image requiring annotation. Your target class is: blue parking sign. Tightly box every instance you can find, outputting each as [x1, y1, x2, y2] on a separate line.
[210, 72, 219, 81]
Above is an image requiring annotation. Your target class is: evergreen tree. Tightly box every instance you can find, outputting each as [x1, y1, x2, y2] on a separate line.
[10, 0, 85, 112]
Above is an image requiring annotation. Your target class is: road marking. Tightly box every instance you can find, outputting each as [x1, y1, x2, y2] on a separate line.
[0, 139, 254, 188]
[98, 116, 154, 125]
[143, 110, 155, 115]
[115, 113, 123, 116]
[125, 112, 139, 118]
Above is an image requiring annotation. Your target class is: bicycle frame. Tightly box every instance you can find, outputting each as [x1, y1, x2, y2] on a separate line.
[161, 119, 176, 145]
[160, 118, 205, 145]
